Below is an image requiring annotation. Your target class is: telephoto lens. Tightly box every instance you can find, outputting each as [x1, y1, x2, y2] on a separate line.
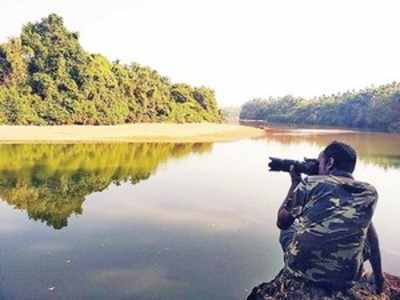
[268, 157, 319, 175]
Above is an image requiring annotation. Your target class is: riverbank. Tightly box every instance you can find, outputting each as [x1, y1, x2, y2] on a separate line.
[248, 269, 400, 300]
[240, 120, 397, 135]
[0, 123, 264, 143]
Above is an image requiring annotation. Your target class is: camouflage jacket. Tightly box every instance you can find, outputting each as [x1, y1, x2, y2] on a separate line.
[284, 172, 378, 288]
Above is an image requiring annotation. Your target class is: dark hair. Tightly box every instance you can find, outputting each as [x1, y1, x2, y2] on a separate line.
[323, 141, 357, 173]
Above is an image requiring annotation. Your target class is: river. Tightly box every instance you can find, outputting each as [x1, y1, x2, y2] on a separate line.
[0, 127, 398, 299]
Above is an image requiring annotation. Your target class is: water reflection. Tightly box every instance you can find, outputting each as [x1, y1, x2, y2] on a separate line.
[0, 133, 398, 299]
[0, 143, 212, 229]
[259, 128, 400, 169]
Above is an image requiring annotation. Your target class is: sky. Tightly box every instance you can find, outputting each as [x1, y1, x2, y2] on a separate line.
[1, 0, 400, 107]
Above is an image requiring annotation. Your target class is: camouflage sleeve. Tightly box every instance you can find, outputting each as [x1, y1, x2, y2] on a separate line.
[286, 179, 310, 218]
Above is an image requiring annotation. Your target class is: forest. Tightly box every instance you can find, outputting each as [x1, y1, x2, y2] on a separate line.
[240, 82, 400, 132]
[0, 14, 222, 125]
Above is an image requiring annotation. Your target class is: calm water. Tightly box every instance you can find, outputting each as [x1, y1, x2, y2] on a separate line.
[0, 129, 399, 300]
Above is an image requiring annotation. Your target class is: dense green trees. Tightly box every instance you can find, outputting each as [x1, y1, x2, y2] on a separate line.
[0, 14, 222, 125]
[240, 83, 400, 132]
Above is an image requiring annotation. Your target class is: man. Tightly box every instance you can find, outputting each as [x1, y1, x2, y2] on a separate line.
[277, 141, 384, 293]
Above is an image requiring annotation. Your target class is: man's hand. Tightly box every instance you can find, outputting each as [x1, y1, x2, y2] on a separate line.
[277, 208, 295, 230]
[375, 273, 385, 294]
[289, 165, 301, 187]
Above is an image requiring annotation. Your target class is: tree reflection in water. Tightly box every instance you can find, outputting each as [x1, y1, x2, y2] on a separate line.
[0, 143, 212, 229]
[255, 126, 400, 169]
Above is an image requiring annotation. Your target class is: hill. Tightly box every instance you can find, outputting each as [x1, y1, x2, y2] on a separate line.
[240, 83, 400, 132]
[0, 14, 222, 125]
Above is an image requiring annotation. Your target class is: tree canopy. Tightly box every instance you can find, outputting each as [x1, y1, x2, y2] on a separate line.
[0, 14, 222, 125]
[240, 82, 400, 132]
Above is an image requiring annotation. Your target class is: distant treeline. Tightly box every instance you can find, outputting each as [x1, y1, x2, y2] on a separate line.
[240, 82, 400, 132]
[220, 106, 240, 121]
[0, 14, 222, 125]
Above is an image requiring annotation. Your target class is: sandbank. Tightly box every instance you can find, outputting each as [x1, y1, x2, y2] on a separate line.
[0, 123, 264, 144]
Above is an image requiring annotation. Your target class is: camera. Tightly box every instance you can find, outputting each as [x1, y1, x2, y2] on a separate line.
[268, 157, 319, 175]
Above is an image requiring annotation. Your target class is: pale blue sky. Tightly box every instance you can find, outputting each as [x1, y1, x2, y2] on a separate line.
[1, 0, 400, 106]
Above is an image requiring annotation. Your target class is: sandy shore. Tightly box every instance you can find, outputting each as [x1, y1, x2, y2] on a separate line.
[0, 123, 264, 144]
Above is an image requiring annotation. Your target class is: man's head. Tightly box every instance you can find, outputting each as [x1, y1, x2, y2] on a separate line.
[318, 141, 357, 175]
